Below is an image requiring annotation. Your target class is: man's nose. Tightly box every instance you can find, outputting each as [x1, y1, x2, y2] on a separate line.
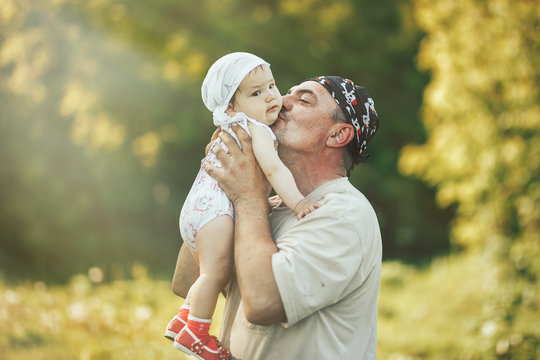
[280, 94, 292, 109]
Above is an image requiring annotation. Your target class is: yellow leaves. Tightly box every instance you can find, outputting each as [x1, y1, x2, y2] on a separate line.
[0, 273, 229, 359]
[162, 32, 208, 81]
[132, 132, 161, 167]
[70, 111, 125, 150]
[501, 136, 524, 165]
[165, 32, 189, 54]
[279, 0, 352, 31]
[0, 0, 17, 24]
[318, 2, 353, 31]
[60, 80, 126, 151]
[398, 144, 428, 178]
[161, 52, 208, 82]
[0, 31, 32, 65]
[414, 0, 457, 31]
[0, 29, 49, 103]
[506, 78, 536, 105]
[86, 114, 125, 148]
[377, 253, 529, 358]
[162, 59, 183, 81]
[60, 80, 98, 117]
[185, 52, 209, 76]
[279, 0, 317, 16]
[451, 206, 497, 250]
[404, 0, 540, 257]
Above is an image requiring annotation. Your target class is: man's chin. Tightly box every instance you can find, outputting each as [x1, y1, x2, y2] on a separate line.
[270, 119, 283, 133]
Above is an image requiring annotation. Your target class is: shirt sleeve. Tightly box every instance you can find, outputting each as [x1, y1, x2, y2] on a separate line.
[271, 209, 364, 327]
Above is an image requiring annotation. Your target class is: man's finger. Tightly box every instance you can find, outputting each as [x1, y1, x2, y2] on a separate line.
[231, 124, 253, 153]
[218, 128, 243, 155]
[211, 142, 230, 166]
[210, 128, 221, 142]
[204, 162, 222, 182]
[205, 129, 222, 156]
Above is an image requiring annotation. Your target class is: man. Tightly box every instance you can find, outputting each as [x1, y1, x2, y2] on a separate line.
[174, 76, 382, 359]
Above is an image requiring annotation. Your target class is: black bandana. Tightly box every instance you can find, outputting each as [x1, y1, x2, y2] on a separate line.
[307, 76, 379, 164]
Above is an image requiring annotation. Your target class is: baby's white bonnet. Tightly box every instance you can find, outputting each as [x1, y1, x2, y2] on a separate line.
[201, 52, 269, 128]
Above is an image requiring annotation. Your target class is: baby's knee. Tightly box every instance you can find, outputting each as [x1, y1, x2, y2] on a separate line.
[200, 267, 231, 290]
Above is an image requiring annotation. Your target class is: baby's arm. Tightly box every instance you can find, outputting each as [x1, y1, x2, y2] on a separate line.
[248, 123, 320, 219]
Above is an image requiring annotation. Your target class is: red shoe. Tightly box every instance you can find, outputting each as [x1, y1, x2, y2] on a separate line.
[164, 315, 187, 341]
[174, 326, 230, 360]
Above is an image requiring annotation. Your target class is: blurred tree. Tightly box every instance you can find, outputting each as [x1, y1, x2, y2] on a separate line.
[109, 0, 455, 258]
[0, 0, 199, 281]
[400, 0, 540, 357]
[0, 0, 451, 281]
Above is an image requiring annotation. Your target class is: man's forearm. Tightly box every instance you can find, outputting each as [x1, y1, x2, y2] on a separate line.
[171, 243, 199, 298]
[202, 126, 286, 324]
[234, 197, 286, 325]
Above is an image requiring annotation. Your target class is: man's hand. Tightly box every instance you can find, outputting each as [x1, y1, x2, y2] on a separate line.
[171, 244, 199, 298]
[201, 128, 222, 166]
[204, 125, 285, 325]
[204, 125, 271, 205]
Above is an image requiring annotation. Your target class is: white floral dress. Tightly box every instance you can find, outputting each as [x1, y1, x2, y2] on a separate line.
[179, 114, 275, 250]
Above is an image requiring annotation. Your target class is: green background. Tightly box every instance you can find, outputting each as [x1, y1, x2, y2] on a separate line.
[1, 0, 538, 358]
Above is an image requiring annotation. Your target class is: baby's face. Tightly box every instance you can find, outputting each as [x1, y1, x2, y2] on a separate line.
[229, 64, 282, 125]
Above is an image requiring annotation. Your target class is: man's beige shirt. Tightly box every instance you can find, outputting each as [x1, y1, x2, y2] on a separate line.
[220, 178, 382, 360]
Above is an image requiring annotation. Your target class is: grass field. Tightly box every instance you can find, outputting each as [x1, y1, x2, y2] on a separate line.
[1, 256, 538, 359]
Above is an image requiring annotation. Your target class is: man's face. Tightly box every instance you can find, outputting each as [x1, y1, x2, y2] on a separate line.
[272, 81, 337, 157]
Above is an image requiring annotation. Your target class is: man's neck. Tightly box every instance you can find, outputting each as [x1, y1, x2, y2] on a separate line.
[286, 153, 347, 196]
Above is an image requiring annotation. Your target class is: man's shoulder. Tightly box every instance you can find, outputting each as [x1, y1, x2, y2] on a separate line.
[315, 178, 374, 212]
[311, 179, 380, 237]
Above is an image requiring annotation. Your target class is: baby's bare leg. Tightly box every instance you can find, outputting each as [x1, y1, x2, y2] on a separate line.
[189, 215, 234, 319]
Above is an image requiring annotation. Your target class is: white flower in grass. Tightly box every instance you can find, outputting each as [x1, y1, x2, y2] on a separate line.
[480, 320, 497, 337]
[67, 301, 88, 322]
[4, 290, 20, 304]
[134, 305, 152, 321]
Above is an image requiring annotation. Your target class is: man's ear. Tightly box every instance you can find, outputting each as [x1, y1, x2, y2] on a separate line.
[326, 123, 355, 148]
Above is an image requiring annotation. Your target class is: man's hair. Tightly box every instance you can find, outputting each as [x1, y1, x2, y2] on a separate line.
[331, 106, 355, 174]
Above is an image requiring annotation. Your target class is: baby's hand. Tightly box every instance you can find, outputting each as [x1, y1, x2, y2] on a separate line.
[268, 195, 282, 209]
[294, 198, 321, 219]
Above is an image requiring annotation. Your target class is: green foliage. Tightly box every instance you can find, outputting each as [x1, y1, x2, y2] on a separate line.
[0, 265, 226, 359]
[0, 0, 451, 281]
[399, 0, 540, 356]
[379, 256, 540, 359]
[2, 259, 538, 359]
[0, 0, 206, 280]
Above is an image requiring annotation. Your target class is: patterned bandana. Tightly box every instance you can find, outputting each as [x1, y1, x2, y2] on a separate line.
[307, 76, 379, 163]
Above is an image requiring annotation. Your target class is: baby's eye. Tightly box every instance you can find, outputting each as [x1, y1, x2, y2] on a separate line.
[269, 83, 275, 89]
[252, 90, 261, 96]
